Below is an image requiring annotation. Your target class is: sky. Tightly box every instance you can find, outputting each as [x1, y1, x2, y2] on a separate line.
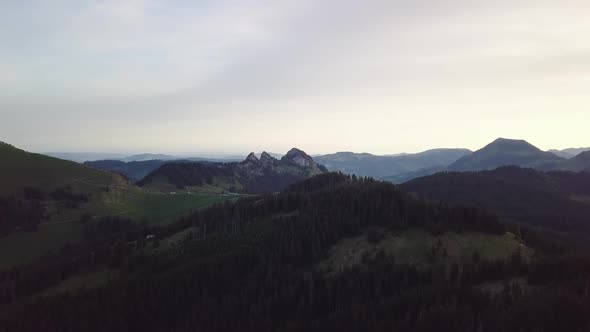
[1, 0, 589, 155]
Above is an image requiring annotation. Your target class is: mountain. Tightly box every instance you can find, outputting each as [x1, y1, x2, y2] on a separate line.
[46, 151, 244, 163]
[0, 142, 127, 195]
[400, 166, 590, 235]
[43, 152, 179, 163]
[121, 153, 178, 162]
[314, 148, 471, 179]
[43, 152, 128, 163]
[447, 138, 564, 171]
[84, 159, 174, 181]
[137, 148, 328, 194]
[0, 141, 133, 236]
[549, 147, 590, 159]
[84, 156, 247, 181]
[559, 150, 590, 172]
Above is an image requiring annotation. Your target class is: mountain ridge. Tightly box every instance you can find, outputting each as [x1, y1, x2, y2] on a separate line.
[447, 138, 565, 171]
[137, 148, 327, 194]
[315, 148, 471, 179]
[549, 147, 590, 159]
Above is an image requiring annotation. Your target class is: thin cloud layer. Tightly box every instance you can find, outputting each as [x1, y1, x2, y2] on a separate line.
[1, 0, 589, 154]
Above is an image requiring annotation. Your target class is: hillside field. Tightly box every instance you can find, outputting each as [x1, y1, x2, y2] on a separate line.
[317, 229, 530, 274]
[0, 191, 236, 268]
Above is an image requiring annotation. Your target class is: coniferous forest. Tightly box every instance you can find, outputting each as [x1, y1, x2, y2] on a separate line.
[5, 2, 590, 330]
[1, 173, 590, 331]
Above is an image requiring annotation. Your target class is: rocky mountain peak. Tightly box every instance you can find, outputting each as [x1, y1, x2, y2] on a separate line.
[244, 152, 259, 163]
[282, 148, 315, 167]
[260, 151, 275, 161]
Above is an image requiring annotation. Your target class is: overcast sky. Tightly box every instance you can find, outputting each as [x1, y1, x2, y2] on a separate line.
[1, 0, 589, 155]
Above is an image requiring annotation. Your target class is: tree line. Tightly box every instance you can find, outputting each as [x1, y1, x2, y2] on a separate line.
[1, 173, 590, 331]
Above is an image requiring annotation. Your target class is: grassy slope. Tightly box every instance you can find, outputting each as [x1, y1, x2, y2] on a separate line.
[317, 229, 530, 274]
[0, 143, 239, 267]
[124, 192, 238, 224]
[0, 142, 122, 195]
[38, 268, 119, 297]
[0, 192, 232, 268]
[141, 173, 244, 194]
[0, 222, 83, 269]
[0, 142, 134, 220]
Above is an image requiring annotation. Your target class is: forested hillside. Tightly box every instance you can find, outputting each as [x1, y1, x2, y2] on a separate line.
[83, 159, 172, 181]
[2, 174, 589, 331]
[400, 167, 590, 235]
[0, 142, 235, 267]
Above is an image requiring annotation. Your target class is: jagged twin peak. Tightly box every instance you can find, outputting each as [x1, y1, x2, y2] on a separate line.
[243, 151, 278, 164]
[245, 152, 260, 163]
[242, 148, 318, 167]
[260, 151, 274, 161]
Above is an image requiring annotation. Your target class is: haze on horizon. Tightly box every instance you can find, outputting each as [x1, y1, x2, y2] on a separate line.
[1, 0, 589, 156]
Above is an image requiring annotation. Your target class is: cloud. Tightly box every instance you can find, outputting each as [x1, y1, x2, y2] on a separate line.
[1, 0, 589, 153]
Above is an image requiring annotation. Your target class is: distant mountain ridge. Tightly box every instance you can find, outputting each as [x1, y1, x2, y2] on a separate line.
[44, 152, 128, 163]
[84, 156, 245, 181]
[84, 159, 183, 181]
[45, 152, 244, 163]
[549, 147, 590, 159]
[446, 138, 590, 173]
[554, 151, 590, 172]
[314, 148, 471, 179]
[137, 148, 328, 194]
[447, 138, 565, 172]
[120, 154, 178, 162]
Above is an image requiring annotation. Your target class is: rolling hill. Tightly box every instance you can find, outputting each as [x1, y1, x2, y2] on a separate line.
[138, 148, 328, 194]
[447, 138, 564, 171]
[2, 173, 550, 332]
[84, 157, 246, 181]
[0, 142, 240, 267]
[0, 141, 129, 196]
[84, 159, 177, 181]
[315, 148, 471, 179]
[542, 150, 590, 172]
[400, 166, 590, 235]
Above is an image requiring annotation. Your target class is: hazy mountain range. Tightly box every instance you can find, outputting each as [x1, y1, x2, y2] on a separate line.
[447, 138, 590, 173]
[67, 138, 590, 184]
[45, 152, 245, 163]
[83, 159, 180, 181]
[315, 139, 590, 182]
[447, 138, 565, 171]
[314, 148, 471, 179]
[548, 147, 590, 159]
